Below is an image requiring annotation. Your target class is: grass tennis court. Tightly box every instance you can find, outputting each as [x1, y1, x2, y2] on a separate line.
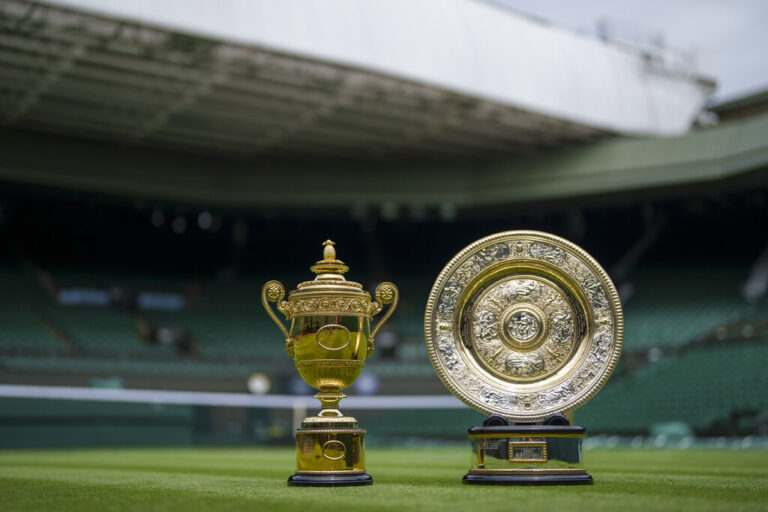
[1, 447, 766, 511]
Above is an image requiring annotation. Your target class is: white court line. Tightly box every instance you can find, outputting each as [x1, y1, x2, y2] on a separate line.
[0, 385, 465, 409]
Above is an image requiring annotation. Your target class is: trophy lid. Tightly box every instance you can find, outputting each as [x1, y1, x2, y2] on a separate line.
[288, 240, 370, 313]
[308, 240, 350, 281]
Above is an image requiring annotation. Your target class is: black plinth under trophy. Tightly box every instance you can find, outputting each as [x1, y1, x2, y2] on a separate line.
[287, 472, 373, 487]
[462, 414, 592, 486]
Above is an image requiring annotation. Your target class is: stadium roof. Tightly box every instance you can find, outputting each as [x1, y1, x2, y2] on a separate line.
[1, 0, 714, 161]
[710, 88, 768, 123]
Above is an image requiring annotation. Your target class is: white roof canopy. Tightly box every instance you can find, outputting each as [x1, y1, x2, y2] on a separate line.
[1, 0, 715, 160]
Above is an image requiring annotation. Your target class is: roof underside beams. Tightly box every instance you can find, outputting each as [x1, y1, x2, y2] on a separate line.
[1, 111, 766, 210]
[39, 0, 715, 135]
[0, 0, 604, 162]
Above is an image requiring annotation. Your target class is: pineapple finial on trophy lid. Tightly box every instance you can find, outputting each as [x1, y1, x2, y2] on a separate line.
[311, 239, 349, 280]
[322, 239, 336, 261]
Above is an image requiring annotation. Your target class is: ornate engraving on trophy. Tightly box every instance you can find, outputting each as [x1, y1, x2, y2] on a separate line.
[529, 241, 566, 265]
[507, 310, 539, 342]
[467, 276, 578, 384]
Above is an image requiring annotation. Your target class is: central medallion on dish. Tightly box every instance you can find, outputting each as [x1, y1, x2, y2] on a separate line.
[506, 310, 539, 342]
[500, 304, 545, 351]
[469, 275, 579, 383]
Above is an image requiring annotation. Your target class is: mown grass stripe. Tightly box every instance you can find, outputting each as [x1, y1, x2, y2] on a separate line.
[0, 447, 766, 512]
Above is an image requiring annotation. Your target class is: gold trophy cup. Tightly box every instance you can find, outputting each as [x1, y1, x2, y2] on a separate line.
[262, 240, 398, 486]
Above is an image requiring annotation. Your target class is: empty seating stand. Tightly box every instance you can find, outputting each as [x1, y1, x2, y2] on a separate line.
[578, 339, 768, 434]
[622, 264, 762, 350]
[1, 261, 766, 440]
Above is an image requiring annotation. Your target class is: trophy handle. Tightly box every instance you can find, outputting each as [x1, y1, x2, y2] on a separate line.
[261, 280, 291, 341]
[369, 282, 399, 351]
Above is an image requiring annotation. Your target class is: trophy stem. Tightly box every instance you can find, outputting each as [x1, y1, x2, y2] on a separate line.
[315, 391, 345, 417]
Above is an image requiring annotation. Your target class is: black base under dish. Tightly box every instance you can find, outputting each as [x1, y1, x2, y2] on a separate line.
[462, 473, 593, 486]
[287, 473, 373, 487]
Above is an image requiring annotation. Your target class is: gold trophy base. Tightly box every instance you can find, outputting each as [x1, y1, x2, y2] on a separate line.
[464, 423, 592, 486]
[288, 417, 372, 487]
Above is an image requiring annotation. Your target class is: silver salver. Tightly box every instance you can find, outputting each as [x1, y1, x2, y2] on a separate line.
[424, 231, 624, 422]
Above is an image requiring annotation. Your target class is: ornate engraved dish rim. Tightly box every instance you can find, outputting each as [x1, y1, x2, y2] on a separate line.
[424, 230, 624, 421]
